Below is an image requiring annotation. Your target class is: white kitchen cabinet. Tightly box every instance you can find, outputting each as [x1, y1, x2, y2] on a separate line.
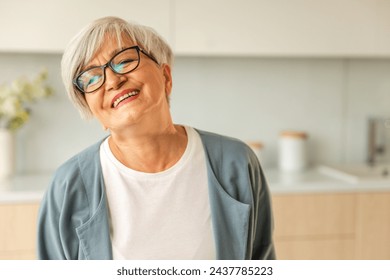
[2, 0, 390, 56]
[0, 0, 172, 53]
[174, 0, 390, 57]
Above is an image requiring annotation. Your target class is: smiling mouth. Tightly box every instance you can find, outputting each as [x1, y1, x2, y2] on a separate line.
[112, 90, 140, 108]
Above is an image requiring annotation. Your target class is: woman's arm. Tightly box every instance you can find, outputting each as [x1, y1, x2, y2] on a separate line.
[247, 148, 276, 260]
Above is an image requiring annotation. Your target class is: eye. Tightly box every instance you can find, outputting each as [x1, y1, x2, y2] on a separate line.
[112, 59, 136, 73]
[78, 71, 102, 92]
[87, 75, 101, 86]
[113, 62, 124, 73]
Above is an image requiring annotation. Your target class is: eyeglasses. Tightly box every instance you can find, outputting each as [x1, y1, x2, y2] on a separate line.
[73, 46, 158, 94]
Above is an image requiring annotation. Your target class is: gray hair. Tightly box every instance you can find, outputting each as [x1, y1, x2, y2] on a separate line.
[61, 16, 174, 119]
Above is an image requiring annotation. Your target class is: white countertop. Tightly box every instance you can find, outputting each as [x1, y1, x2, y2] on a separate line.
[0, 173, 50, 204]
[265, 168, 390, 194]
[1, 168, 390, 204]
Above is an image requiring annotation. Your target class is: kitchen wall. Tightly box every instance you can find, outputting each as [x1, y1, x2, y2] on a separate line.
[0, 53, 389, 173]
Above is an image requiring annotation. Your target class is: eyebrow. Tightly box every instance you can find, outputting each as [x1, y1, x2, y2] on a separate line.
[109, 47, 124, 57]
[83, 47, 127, 70]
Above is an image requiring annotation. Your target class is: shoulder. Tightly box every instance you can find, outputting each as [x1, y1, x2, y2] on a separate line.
[45, 139, 105, 205]
[196, 128, 243, 144]
[196, 128, 256, 163]
[195, 128, 265, 205]
[195, 128, 261, 186]
[53, 139, 103, 181]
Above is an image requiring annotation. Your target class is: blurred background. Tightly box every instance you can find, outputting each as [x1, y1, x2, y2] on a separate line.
[0, 0, 390, 260]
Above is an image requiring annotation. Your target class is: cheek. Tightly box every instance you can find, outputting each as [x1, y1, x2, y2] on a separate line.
[139, 66, 165, 88]
[85, 96, 95, 111]
[151, 75, 169, 95]
[85, 95, 104, 115]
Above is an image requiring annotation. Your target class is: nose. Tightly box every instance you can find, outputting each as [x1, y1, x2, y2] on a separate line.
[104, 67, 126, 91]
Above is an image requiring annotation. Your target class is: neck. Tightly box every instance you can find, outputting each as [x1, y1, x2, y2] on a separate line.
[108, 121, 187, 173]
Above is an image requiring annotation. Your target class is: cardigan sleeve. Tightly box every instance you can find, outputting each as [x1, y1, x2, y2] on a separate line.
[250, 159, 276, 260]
[37, 159, 89, 260]
[37, 173, 68, 259]
[221, 137, 276, 260]
[197, 129, 276, 260]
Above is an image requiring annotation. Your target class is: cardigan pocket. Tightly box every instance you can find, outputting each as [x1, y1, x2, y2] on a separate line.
[207, 171, 251, 260]
[75, 196, 112, 260]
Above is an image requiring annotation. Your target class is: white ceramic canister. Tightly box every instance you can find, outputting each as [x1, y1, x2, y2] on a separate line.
[278, 131, 308, 172]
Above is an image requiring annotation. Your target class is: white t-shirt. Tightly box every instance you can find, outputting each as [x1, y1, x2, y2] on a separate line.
[100, 126, 215, 259]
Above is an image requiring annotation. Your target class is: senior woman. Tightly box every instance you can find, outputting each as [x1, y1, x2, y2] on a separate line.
[37, 16, 275, 260]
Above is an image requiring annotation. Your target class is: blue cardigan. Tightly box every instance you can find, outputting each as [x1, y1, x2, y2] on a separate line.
[37, 129, 275, 260]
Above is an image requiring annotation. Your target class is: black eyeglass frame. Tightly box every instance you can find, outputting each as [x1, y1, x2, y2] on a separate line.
[73, 45, 159, 94]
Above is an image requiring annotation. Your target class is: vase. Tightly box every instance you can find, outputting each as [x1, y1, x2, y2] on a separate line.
[0, 128, 15, 179]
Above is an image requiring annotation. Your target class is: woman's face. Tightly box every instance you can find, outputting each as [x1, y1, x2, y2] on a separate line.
[82, 35, 172, 132]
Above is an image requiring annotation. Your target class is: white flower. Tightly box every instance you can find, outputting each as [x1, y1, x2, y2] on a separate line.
[0, 96, 18, 116]
[0, 69, 53, 131]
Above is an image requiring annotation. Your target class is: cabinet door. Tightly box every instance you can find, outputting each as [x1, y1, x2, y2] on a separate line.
[272, 193, 356, 259]
[0, 0, 172, 53]
[174, 0, 390, 56]
[0, 203, 40, 260]
[355, 192, 390, 259]
[275, 239, 355, 260]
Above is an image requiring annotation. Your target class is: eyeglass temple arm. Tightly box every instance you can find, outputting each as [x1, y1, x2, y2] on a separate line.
[140, 49, 159, 65]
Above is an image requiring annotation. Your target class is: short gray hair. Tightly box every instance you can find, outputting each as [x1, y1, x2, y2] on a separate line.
[61, 16, 174, 119]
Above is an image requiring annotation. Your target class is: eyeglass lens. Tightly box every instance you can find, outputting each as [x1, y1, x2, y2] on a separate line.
[76, 48, 140, 93]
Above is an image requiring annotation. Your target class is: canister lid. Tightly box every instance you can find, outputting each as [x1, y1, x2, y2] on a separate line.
[280, 131, 308, 139]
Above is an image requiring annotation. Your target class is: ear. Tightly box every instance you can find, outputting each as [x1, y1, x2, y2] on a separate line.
[162, 64, 173, 96]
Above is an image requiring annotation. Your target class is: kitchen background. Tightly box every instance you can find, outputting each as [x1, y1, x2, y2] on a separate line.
[1, 0, 390, 260]
[1, 54, 389, 173]
[0, 0, 389, 173]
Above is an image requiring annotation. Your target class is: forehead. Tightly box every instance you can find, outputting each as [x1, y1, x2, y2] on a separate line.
[86, 34, 135, 67]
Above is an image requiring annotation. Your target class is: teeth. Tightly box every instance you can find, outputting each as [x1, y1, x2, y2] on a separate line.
[113, 90, 139, 108]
